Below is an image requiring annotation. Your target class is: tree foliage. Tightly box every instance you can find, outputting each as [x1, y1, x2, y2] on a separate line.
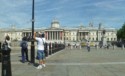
[117, 23, 125, 40]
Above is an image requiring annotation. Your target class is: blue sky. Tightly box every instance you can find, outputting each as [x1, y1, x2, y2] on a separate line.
[0, 0, 125, 29]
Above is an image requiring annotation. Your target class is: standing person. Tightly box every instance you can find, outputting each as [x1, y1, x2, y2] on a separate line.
[3, 35, 11, 49]
[1, 35, 12, 76]
[2, 35, 11, 56]
[34, 32, 46, 69]
[86, 41, 90, 52]
[20, 37, 29, 63]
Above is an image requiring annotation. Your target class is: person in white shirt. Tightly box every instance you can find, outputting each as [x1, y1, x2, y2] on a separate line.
[34, 32, 46, 69]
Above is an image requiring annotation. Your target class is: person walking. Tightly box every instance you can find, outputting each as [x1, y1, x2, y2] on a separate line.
[20, 37, 29, 63]
[86, 41, 90, 52]
[34, 32, 46, 69]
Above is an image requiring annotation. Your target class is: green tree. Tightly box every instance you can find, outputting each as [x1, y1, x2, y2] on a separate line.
[117, 23, 125, 40]
[122, 23, 125, 39]
[117, 28, 122, 40]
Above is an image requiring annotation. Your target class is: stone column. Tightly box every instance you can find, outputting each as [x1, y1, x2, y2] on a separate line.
[60, 31, 61, 40]
[54, 31, 56, 40]
[45, 32, 47, 40]
[50, 31, 53, 40]
[48, 31, 50, 40]
[56, 31, 57, 40]
[57, 31, 59, 40]
[47, 32, 49, 40]
[78, 32, 79, 41]
[53, 31, 54, 40]
[52, 31, 53, 40]
[55, 31, 56, 40]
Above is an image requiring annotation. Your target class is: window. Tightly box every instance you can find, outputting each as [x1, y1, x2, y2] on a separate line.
[96, 37, 98, 41]
[111, 38, 113, 41]
[66, 37, 68, 40]
[89, 38, 91, 40]
[107, 38, 109, 41]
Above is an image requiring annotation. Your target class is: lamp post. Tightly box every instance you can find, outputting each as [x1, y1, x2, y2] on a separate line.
[30, 0, 35, 64]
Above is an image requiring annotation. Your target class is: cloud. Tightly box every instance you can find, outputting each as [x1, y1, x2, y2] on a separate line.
[0, 0, 125, 29]
[0, 0, 30, 8]
[94, 0, 125, 9]
[43, 7, 63, 12]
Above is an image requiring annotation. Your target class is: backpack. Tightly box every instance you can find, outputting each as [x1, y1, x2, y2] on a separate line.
[41, 38, 45, 45]
[21, 41, 27, 49]
[2, 41, 11, 54]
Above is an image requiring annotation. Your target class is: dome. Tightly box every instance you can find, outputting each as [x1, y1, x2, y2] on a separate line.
[51, 19, 60, 28]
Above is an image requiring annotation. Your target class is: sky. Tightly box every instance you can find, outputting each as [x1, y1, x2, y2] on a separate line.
[0, 0, 125, 29]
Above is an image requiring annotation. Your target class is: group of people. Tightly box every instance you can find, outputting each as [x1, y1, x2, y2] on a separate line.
[20, 32, 46, 69]
[66, 41, 91, 52]
[2, 32, 46, 70]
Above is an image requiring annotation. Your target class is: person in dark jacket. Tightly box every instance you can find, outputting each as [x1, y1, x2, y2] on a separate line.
[20, 37, 29, 63]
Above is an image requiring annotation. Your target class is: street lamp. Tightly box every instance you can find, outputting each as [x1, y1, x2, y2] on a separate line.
[30, 0, 35, 64]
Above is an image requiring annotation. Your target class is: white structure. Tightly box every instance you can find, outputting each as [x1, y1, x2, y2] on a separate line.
[2, 28, 23, 41]
[1, 19, 117, 43]
[51, 19, 60, 28]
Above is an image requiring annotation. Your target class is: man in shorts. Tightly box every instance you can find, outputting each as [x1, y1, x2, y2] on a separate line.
[34, 32, 46, 69]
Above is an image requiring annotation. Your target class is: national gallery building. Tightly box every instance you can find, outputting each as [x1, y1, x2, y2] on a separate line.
[1, 19, 117, 43]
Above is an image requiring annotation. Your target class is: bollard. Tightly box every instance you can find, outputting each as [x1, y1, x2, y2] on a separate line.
[49, 43, 52, 55]
[44, 43, 48, 57]
[1, 42, 12, 76]
[47, 44, 49, 56]
[52, 43, 54, 54]
[55, 43, 57, 53]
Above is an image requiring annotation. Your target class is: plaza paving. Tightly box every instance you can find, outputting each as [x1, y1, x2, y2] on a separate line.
[0, 47, 125, 76]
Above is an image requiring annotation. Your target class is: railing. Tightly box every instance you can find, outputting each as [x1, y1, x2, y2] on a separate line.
[44, 43, 65, 57]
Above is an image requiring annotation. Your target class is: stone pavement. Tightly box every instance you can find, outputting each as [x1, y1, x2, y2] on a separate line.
[0, 47, 125, 76]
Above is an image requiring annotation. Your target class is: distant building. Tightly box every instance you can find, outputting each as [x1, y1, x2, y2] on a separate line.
[1, 19, 117, 43]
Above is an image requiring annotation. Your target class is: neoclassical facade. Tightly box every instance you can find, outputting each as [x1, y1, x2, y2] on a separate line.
[1, 19, 117, 43]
